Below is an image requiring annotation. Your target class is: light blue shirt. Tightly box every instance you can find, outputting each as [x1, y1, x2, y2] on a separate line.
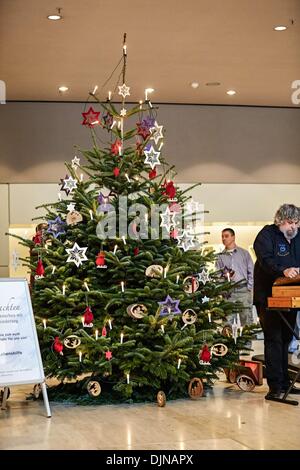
[216, 246, 254, 290]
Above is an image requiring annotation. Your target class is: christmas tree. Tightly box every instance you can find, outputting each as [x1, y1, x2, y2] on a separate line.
[13, 35, 254, 403]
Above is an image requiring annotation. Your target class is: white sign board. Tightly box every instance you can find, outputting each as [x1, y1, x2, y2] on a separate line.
[0, 278, 45, 386]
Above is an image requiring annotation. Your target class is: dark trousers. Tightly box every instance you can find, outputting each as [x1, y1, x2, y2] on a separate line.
[258, 306, 297, 391]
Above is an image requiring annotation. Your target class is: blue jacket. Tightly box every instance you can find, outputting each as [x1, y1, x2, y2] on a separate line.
[253, 224, 300, 306]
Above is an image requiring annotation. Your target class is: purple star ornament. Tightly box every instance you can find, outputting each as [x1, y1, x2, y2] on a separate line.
[47, 216, 66, 238]
[158, 295, 181, 316]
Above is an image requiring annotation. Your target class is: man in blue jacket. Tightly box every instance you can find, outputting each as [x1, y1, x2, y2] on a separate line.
[254, 204, 300, 400]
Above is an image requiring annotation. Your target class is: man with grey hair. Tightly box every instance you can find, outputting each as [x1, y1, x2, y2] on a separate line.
[254, 203, 300, 400]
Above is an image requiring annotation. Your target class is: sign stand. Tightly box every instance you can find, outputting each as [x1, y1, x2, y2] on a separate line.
[0, 278, 51, 417]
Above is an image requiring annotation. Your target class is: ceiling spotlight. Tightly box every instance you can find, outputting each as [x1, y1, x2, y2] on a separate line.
[191, 82, 199, 89]
[47, 7, 62, 20]
[205, 81, 221, 87]
[273, 25, 287, 31]
[226, 90, 236, 96]
[58, 86, 68, 93]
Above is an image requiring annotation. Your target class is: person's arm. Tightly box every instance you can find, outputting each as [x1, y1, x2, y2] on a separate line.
[253, 231, 284, 278]
[246, 252, 254, 290]
[215, 254, 224, 271]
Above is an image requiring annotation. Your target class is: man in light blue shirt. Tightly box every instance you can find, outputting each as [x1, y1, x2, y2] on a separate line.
[216, 228, 254, 326]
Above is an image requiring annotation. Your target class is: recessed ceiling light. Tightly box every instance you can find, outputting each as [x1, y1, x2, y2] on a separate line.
[226, 90, 236, 96]
[58, 86, 68, 93]
[191, 82, 199, 89]
[47, 7, 62, 20]
[273, 25, 287, 31]
[205, 81, 221, 87]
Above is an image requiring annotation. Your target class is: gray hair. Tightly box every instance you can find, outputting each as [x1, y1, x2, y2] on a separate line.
[274, 204, 300, 226]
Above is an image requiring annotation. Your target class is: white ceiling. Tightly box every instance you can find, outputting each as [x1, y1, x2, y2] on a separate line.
[1, 0, 300, 105]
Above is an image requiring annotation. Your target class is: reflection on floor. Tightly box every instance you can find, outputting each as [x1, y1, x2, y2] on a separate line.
[1, 342, 300, 450]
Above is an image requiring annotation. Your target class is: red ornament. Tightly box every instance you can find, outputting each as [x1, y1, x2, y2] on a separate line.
[33, 231, 43, 245]
[170, 228, 179, 239]
[136, 122, 150, 140]
[82, 107, 100, 127]
[35, 259, 45, 277]
[163, 181, 176, 199]
[133, 247, 139, 256]
[111, 139, 122, 156]
[83, 306, 94, 326]
[199, 344, 211, 363]
[148, 168, 157, 179]
[53, 337, 63, 355]
[105, 350, 112, 360]
[96, 251, 106, 267]
[102, 326, 107, 337]
[113, 167, 120, 177]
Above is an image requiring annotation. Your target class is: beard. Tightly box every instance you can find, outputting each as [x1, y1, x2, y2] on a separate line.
[280, 226, 298, 240]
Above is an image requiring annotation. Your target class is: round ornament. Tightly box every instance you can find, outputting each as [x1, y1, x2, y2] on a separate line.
[181, 309, 197, 329]
[211, 343, 228, 357]
[236, 375, 255, 392]
[188, 377, 204, 399]
[221, 325, 233, 338]
[87, 380, 102, 397]
[66, 210, 83, 226]
[157, 391, 166, 407]
[145, 265, 163, 278]
[127, 304, 148, 319]
[63, 335, 81, 349]
[183, 276, 199, 294]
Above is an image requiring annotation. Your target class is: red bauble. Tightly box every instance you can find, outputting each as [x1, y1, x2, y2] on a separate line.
[199, 344, 211, 363]
[113, 167, 120, 177]
[111, 139, 122, 156]
[102, 326, 107, 337]
[96, 251, 106, 266]
[53, 337, 63, 355]
[133, 247, 139, 256]
[148, 168, 157, 179]
[82, 107, 100, 127]
[35, 259, 45, 277]
[83, 306, 94, 325]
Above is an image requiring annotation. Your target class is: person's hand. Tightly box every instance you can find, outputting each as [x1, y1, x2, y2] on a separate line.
[283, 267, 300, 278]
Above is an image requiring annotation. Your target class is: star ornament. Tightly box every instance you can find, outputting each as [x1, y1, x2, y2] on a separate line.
[137, 122, 151, 140]
[60, 175, 77, 196]
[198, 269, 210, 285]
[120, 108, 127, 117]
[176, 230, 195, 252]
[144, 145, 161, 169]
[160, 207, 177, 232]
[150, 121, 164, 145]
[47, 216, 66, 238]
[81, 107, 100, 127]
[118, 83, 130, 98]
[67, 202, 76, 212]
[66, 242, 88, 268]
[202, 296, 210, 303]
[71, 156, 80, 170]
[105, 350, 113, 360]
[158, 295, 181, 316]
[185, 199, 203, 215]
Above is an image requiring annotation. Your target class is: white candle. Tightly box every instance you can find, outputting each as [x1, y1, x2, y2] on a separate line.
[89, 210, 93, 220]
[226, 272, 230, 282]
[121, 281, 125, 292]
[239, 326, 243, 337]
[80, 173, 84, 182]
[139, 100, 143, 109]
[120, 332, 124, 344]
[208, 312, 212, 323]
[42, 319, 47, 329]
[81, 316, 85, 326]
[118, 145, 122, 156]
[122, 236, 126, 245]
[108, 319, 112, 330]
[159, 142, 164, 151]
[52, 266, 56, 274]
[84, 282, 90, 292]
[164, 267, 168, 278]
[176, 275, 180, 284]
[161, 325, 165, 333]
[92, 85, 98, 95]
[108, 90, 112, 101]
[113, 245, 118, 255]
[111, 120, 116, 129]
[126, 373, 130, 384]
[79, 351, 82, 362]
[62, 284, 66, 296]
[125, 173, 130, 183]
[177, 358, 182, 369]
[95, 329, 99, 340]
